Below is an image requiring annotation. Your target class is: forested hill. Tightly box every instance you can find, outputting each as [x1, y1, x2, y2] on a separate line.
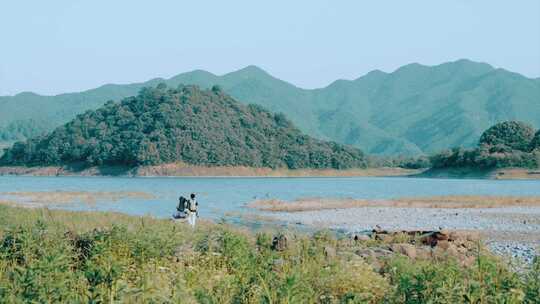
[0, 85, 367, 169]
[1, 59, 539, 155]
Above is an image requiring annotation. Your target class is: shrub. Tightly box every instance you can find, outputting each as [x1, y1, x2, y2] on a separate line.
[382, 256, 525, 303]
[479, 121, 535, 152]
[530, 130, 540, 152]
[430, 121, 540, 169]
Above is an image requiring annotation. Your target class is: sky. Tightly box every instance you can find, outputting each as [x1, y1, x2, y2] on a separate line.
[1, 0, 539, 96]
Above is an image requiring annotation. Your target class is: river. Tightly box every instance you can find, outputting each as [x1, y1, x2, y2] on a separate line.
[1, 176, 540, 221]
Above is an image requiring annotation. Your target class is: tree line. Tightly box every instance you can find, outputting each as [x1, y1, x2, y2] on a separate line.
[0, 84, 367, 170]
[430, 121, 540, 169]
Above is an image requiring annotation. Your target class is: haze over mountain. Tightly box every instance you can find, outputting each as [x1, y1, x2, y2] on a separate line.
[1, 59, 539, 155]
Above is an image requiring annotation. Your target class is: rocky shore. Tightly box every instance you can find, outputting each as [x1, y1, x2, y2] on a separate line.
[257, 202, 540, 264]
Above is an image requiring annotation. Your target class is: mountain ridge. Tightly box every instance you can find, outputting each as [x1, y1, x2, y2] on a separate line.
[1, 59, 539, 155]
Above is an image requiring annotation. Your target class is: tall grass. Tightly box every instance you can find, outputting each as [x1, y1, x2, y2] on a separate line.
[0, 205, 538, 303]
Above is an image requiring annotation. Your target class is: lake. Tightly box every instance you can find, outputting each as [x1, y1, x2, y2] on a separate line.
[1, 176, 540, 221]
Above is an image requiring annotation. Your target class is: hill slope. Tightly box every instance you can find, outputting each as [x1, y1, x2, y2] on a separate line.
[0, 85, 366, 169]
[1, 60, 539, 155]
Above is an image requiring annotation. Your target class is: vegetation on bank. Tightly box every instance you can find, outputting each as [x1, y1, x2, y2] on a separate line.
[430, 121, 540, 169]
[0, 205, 538, 303]
[0, 85, 367, 170]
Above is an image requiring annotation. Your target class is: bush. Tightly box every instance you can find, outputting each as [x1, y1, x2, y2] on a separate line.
[530, 130, 540, 152]
[479, 121, 535, 152]
[382, 256, 526, 303]
[430, 121, 540, 169]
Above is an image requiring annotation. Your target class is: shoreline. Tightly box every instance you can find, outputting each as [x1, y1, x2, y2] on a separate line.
[417, 167, 540, 180]
[247, 196, 540, 262]
[0, 164, 422, 178]
[1, 163, 540, 179]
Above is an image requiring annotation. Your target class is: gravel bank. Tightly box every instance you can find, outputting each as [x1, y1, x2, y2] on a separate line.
[265, 206, 540, 262]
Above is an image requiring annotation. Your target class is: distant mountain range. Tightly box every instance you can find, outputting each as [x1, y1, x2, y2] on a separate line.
[1, 59, 539, 155]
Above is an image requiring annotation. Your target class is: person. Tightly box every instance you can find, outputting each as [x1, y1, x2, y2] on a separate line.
[186, 193, 198, 228]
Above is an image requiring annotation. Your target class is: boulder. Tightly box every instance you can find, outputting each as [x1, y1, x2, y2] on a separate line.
[391, 243, 417, 259]
[420, 233, 439, 247]
[448, 231, 480, 242]
[353, 234, 371, 241]
[435, 230, 450, 241]
[436, 240, 451, 250]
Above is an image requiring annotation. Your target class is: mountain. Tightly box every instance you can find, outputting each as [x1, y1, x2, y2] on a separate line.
[1, 59, 539, 155]
[0, 85, 367, 169]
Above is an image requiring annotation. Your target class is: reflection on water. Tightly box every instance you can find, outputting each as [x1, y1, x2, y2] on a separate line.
[1, 176, 540, 220]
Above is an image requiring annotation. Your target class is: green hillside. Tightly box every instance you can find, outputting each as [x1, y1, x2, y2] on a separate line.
[1, 60, 539, 155]
[0, 85, 366, 169]
[430, 121, 540, 169]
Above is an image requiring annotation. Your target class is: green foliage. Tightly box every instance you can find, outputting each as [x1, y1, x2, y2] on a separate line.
[0, 85, 367, 170]
[530, 130, 540, 151]
[479, 121, 535, 152]
[431, 121, 540, 169]
[0, 205, 389, 303]
[0, 119, 53, 142]
[383, 256, 528, 303]
[0, 205, 538, 303]
[2, 60, 539, 156]
[368, 155, 431, 169]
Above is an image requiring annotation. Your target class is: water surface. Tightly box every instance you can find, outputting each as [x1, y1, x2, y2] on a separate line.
[1, 176, 539, 220]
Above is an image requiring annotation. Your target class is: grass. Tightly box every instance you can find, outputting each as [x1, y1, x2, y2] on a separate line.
[0, 204, 538, 303]
[247, 196, 540, 212]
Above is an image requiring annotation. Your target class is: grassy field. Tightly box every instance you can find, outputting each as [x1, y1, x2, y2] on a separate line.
[0, 204, 538, 303]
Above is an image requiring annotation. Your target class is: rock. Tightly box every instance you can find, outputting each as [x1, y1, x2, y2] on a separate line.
[324, 246, 336, 259]
[435, 230, 450, 241]
[374, 233, 393, 242]
[391, 243, 417, 259]
[416, 247, 433, 259]
[353, 234, 370, 241]
[432, 246, 447, 259]
[436, 240, 451, 250]
[272, 234, 288, 251]
[465, 232, 480, 242]
[448, 231, 480, 242]
[420, 232, 439, 247]
[355, 248, 376, 259]
[355, 247, 394, 259]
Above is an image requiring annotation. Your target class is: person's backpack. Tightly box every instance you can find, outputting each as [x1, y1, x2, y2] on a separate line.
[177, 196, 187, 212]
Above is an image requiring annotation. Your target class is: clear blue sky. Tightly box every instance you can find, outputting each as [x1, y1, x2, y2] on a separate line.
[1, 0, 539, 95]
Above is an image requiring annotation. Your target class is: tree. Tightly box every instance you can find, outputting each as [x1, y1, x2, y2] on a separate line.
[479, 121, 535, 152]
[530, 130, 540, 151]
[0, 86, 367, 170]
